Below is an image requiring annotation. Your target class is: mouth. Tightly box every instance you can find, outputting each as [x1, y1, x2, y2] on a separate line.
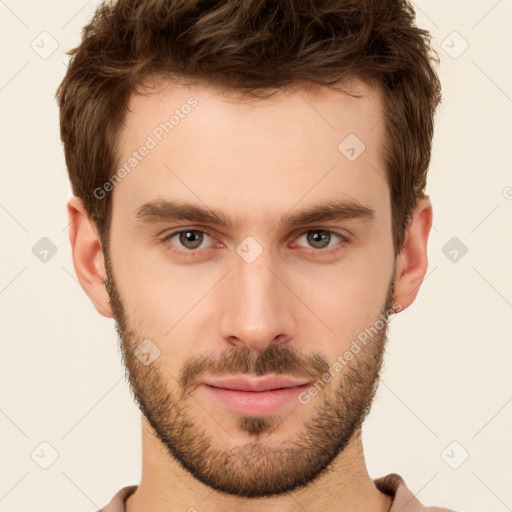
[200, 375, 311, 416]
[202, 375, 311, 392]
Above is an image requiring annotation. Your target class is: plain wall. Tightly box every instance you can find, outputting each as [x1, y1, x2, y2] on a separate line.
[1, 1, 511, 510]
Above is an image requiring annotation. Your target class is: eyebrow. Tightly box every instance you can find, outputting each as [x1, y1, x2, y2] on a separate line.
[134, 197, 375, 230]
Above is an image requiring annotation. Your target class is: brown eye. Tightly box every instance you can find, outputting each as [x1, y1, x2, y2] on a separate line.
[164, 229, 213, 250]
[306, 230, 331, 249]
[179, 230, 204, 249]
[296, 230, 345, 250]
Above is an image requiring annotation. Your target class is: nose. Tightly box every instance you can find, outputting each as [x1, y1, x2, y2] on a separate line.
[218, 250, 296, 352]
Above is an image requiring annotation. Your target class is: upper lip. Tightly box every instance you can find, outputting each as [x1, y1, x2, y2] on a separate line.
[202, 375, 311, 392]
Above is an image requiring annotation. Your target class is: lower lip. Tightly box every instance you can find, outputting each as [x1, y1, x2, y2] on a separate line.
[201, 383, 310, 416]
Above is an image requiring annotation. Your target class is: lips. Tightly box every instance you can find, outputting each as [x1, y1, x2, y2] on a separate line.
[201, 375, 311, 392]
[200, 376, 312, 416]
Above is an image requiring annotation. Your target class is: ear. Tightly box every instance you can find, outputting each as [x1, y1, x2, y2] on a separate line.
[67, 196, 113, 318]
[392, 196, 433, 312]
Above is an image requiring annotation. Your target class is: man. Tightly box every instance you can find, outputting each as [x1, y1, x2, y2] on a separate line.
[57, 0, 454, 510]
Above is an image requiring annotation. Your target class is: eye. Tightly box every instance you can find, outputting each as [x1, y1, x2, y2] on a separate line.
[162, 229, 215, 250]
[294, 229, 346, 250]
[160, 227, 347, 256]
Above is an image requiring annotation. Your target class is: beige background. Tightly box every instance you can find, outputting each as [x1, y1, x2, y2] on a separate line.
[1, 1, 511, 510]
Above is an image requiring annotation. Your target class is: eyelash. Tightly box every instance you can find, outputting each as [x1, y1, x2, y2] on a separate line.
[160, 228, 348, 257]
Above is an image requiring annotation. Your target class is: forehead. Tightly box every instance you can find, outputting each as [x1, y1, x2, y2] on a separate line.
[112, 78, 389, 226]
[120, 77, 384, 149]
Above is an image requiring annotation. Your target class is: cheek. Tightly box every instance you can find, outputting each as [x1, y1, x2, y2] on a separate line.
[290, 251, 393, 345]
[110, 240, 222, 339]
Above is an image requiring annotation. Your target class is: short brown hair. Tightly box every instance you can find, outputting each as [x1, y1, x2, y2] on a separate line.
[56, 0, 441, 256]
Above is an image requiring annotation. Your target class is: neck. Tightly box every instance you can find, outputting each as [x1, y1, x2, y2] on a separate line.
[126, 420, 392, 512]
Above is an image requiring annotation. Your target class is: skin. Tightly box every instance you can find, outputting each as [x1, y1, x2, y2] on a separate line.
[67, 78, 432, 512]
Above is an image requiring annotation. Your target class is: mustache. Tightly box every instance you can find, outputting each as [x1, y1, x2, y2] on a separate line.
[179, 343, 330, 393]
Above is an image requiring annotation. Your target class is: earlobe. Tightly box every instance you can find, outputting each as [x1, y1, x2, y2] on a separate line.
[67, 196, 113, 318]
[392, 196, 433, 312]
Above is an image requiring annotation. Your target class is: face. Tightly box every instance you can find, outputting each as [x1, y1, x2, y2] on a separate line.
[103, 79, 398, 497]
